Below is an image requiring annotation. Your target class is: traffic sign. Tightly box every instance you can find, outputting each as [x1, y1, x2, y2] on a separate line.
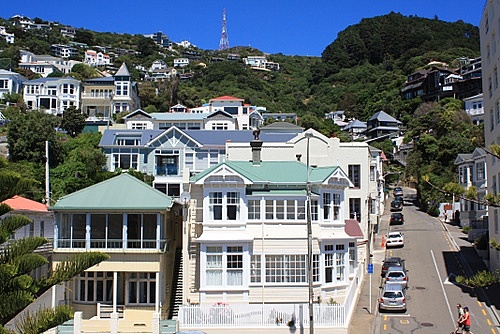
[367, 263, 373, 274]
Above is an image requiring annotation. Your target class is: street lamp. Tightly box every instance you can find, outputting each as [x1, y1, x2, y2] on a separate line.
[305, 130, 314, 334]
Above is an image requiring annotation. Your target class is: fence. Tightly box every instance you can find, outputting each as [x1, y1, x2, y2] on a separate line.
[178, 264, 362, 329]
[179, 302, 345, 328]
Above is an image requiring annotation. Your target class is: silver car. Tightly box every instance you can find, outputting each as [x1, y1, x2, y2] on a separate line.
[384, 266, 408, 288]
[379, 283, 407, 312]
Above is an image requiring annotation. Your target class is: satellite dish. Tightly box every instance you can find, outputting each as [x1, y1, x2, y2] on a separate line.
[180, 192, 191, 204]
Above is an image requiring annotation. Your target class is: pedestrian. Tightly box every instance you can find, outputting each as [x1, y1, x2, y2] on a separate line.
[444, 212, 448, 222]
[462, 307, 472, 334]
[453, 303, 464, 333]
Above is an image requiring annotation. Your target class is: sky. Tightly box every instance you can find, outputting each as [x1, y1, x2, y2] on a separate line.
[0, 0, 484, 57]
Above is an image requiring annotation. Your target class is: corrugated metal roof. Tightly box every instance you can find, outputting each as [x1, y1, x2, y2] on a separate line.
[2, 196, 48, 212]
[192, 160, 345, 185]
[50, 173, 173, 211]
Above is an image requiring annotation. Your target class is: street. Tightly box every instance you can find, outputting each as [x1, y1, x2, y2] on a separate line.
[368, 188, 499, 334]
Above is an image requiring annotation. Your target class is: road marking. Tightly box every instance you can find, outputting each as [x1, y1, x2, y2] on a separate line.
[430, 249, 455, 326]
[381, 313, 411, 317]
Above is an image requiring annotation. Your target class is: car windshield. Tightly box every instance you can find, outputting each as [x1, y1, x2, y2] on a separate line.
[388, 272, 404, 278]
[383, 291, 403, 298]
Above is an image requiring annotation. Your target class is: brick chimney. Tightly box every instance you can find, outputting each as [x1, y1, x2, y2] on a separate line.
[250, 129, 263, 165]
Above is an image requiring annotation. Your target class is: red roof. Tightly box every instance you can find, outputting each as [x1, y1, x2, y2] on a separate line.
[2, 195, 48, 212]
[210, 95, 244, 101]
[344, 219, 364, 238]
[380, 151, 388, 161]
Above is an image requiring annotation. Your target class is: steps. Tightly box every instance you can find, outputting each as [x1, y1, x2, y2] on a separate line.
[168, 248, 183, 319]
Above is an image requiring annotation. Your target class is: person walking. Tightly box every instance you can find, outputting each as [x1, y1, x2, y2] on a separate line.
[453, 303, 465, 333]
[462, 307, 472, 334]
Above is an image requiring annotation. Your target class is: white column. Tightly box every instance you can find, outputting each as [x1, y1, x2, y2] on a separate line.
[110, 312, 118, 334]
[152, 312, 160, 334]
[73, 312, 82, 334]
[155, 272, 160, 313]
[113, 271, 117, 312]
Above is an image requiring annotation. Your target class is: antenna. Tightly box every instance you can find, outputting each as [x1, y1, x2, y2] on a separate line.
[218, 8, 230, 50]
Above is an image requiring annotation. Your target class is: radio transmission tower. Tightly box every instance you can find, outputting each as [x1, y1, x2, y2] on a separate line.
[218, 8, 230, 50]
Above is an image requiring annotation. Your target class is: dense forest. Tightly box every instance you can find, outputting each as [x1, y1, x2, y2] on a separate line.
[0, 12, 484, 215]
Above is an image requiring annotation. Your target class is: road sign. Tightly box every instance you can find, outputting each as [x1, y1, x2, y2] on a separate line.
[367, 263, 373, 274]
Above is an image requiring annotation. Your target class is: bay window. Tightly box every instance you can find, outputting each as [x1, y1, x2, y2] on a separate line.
[205, 245, 243, 287]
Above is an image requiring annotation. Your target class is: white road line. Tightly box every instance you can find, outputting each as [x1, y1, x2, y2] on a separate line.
[430, 249, 455, 327]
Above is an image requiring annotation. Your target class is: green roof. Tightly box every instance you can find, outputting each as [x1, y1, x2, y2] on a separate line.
[192, 160, 347, 185]
[50, 173, 174, 211]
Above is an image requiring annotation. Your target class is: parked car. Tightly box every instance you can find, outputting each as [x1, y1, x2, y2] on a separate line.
[384, 266, 408, 288]
[381, 257, 405, 277]
[393, 186, 403, 197]
[390, 198, 403, 211]
[386, 231, 404, 248]
[390, 212, 404, 225]
[378, 283, 407, 312]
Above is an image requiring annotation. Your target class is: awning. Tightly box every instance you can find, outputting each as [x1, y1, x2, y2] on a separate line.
[195, 230, 253, 243]
[344, 219, 365, 238]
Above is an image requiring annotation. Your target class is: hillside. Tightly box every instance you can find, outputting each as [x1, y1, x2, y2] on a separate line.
[0, 13, 484, 214]
[0, 13, 480, 126]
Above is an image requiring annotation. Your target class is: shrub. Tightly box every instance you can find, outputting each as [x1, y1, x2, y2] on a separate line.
[462, 226, 472, 233]
[455, 270, 499, 287]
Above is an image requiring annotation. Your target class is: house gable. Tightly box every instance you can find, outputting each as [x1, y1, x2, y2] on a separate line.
[146, 127, 202, 148]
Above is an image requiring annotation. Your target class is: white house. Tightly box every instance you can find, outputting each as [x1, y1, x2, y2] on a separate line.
[23, 76, 81, 115]
[179, 136, 362, 331]
[173, 58, 189, 67]
[0, 26, 14, 44]
[0, 69, 27, 99]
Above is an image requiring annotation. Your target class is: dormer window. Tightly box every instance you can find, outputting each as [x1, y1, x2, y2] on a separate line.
[115, 136, 140, 146]
[208, 191, 240, 221]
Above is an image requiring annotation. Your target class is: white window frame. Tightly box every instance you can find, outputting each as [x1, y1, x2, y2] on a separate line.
[202, 245, 246, 289]
[323, 243, 348, 285]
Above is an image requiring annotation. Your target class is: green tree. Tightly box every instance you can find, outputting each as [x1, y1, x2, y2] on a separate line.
[0, 157, 39, 202]
[6, 110, 64, 167]
[49, 132, 112, 199]
[60, 107, 86, 137]
[0, 203, 109, 333]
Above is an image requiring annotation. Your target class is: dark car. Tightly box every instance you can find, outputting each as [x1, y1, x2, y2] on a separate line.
[390, 198, 403, 211]
[390, 212, 404, 225]
[381, 256, 405, 277]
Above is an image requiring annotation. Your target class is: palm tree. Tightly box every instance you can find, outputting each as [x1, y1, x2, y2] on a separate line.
[0, 203, 109, 333]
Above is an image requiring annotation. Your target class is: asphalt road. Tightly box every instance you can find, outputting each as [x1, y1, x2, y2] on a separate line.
[372, 189, 498, 334]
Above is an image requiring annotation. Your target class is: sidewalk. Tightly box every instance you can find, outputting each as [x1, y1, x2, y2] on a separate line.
[442, 219, 500, 327]
[348, 215, 500, 334]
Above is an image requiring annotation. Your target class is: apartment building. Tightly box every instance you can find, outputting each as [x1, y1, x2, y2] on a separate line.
[481, 0, 500, 272]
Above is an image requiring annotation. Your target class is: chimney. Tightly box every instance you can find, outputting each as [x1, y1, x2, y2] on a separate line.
[250, 140, 263, 165]
[250, 129, 262, 165]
